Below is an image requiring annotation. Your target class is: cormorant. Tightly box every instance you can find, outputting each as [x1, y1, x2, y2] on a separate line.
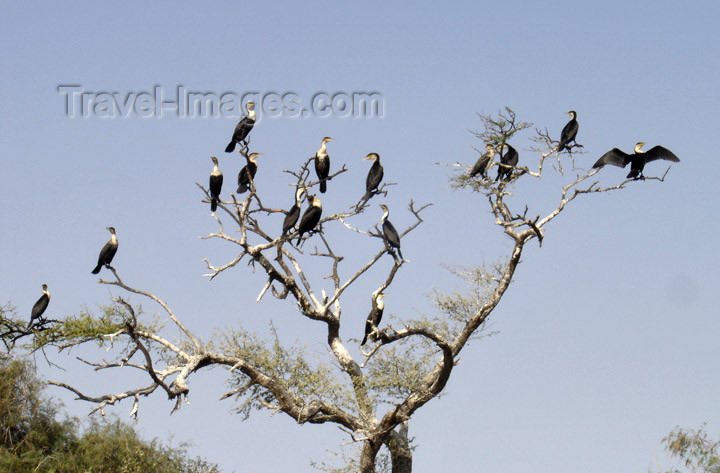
[380, 204, 403, 261]
[237, 153, 262, 193]
[296, 195, 322, 244]
[363, 152, 384, 200]
[361, 293, 386, 346]
[496, 143, 519, 182]
[91, 227, 118, 274]
[314, 137, 333, 193]
[209, 156, 223, 212]
[282, 188, 306, 236]
[592, 142, 680, 179]
[30, 284, 50, 326]
[225, 102, 256, 153]
[557, 110, 579, 153]
[470, 144, 496, 179]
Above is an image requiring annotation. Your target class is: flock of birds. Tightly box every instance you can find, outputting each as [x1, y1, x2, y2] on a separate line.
[26, 108, 680, 347]
[470, 110, 681, 182]
[27, 101, 402, 346]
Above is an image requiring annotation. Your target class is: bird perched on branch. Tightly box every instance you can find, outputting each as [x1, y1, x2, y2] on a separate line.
[225, 102, 256, 153]
[496, 143, 519, 182]
[470, 144, 495, 179]
[380, 204, 403, 261]
[91, 227, 118, 274]
[592, 142, 680, 179]
[209, 156, 223, 212]
[296, 195, 322, 244]
[362, 152, 384, 201]
[29, 284, 50, 327]
[282, 188, 306, 236]
[314, 137, 334, 193]
[557, 110, 579, 153]
[237, 153, 262, 193]
[361, 293, 386, 346]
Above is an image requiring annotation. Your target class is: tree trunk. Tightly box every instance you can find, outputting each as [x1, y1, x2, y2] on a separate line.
[387, 422, 412, 473]
[360, 439, 380, 473]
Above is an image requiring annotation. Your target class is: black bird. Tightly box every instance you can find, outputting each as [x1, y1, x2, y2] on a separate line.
[91, 227, 118, 274]
[314, 137, 333, 193]
[361, 293, 386, 346]
[296, 195, 322, 244]
[30, 284, 50, 326]
[496, 143, 519, 182]
[363, 152, 384, 198]
[380, 204, 403, 261]
[225, 102, 256, 153]
[557, 110, 579, 153]
[592, 142, 680, 179]
[362, 152, 384, 201]
[282, 188, 306, 236]
[237, 153, 262, 193]
[209, 156, 223, 212]
[470, 144, 496, 179]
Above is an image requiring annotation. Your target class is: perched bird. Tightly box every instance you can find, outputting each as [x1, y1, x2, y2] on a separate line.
[361, 293, 386, 346]
[314, 137, 334, 193]
[296, 195, 322, 244]
[592, 142, 680, 179]
[470, 144, 496, 179]
[557, 110, 579, 153]
[225, 102, 256, 153]
[282, 188, 306, 236]
[29, 284, 50, 326]
[496, 143, 519, 182]
[380, 204, 403, 261]
[237, 153, 262, 193]
[209, 156, 223, 212]
[91, 227, 118, 274]
[363, 152, 384, 200]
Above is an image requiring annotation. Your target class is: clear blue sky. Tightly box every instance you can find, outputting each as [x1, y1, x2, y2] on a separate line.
[2, 1, 719, 472]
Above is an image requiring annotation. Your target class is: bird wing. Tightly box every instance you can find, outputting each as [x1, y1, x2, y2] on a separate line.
[643, 146, 680, 163]
[506, 147, 519, 166]
[31, 295, 48, 319]
[470, 155, 490, 176]
[593, 148, 631, 168]
[560, 121, 578, 143]
[383, 220, 401, 248]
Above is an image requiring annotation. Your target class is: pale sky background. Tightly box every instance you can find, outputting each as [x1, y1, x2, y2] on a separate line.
[2, 1, 719, 472]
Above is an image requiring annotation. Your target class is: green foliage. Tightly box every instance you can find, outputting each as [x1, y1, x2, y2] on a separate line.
[31, 308, 126, 350]
[661, 425, 720, 473]
[365, 337, 433, 403]
[221, 324, 348, 419]
[0, 355, 219, 473]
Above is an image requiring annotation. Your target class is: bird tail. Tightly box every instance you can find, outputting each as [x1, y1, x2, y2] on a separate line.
[320, 180, 327, 193]
[91, 264, 102, 274]
[237, 184, 246, 193]
[225, 141, 236, 153]
[397, 247, 404, 261]
[360, 191, 372, 206]
[296, 235, 302, 245]
[361, 334, 368, 346]
[557, 142, 566, 152]
[211, 198, 218, 212]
